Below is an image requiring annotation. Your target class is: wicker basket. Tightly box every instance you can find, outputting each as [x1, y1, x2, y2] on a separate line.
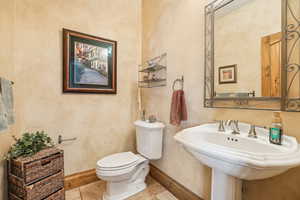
[9, 171, 64, 200]
[9, 148, 64, 184]
[9, 189, 65, 200]
[8, 148, 65, 200]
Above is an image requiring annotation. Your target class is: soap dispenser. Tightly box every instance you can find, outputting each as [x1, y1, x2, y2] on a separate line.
[269, 111, 283, 145]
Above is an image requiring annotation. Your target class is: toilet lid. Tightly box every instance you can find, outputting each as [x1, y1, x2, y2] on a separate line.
[97, 152, 140, 169]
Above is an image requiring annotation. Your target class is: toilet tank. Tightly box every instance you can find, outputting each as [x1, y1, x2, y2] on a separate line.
[134, 120, 165, 160]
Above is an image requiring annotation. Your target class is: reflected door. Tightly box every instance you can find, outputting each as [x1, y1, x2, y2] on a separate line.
[261, 32, 282, 97]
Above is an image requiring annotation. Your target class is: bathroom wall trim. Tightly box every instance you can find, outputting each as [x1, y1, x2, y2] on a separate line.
[149, 164, 203, 200]
[64, 169, 100, 191]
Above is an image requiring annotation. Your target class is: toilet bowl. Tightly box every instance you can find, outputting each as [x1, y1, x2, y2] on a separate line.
[96, 152, 149, 200]
[96, 120, 165, 200]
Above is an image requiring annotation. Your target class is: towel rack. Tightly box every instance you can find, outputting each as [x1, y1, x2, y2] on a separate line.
[172, 76, 184, 91]
[58, 135, 77, 144]
[0, 80, 14, 95]
[0, 80, 14, 85]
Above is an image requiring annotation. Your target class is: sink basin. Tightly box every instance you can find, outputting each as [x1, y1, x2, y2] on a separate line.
[174, 123, 300, 200]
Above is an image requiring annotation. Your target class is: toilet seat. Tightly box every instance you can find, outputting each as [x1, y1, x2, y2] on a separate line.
[97, 161, 139, 171]
[97, 152, 140, 170]
[97, 165, 137, 177]
[96, 152, 147, 178]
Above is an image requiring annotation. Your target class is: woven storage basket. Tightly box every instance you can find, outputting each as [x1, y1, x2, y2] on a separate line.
[9, 148, 64, 184]
[9, 189, 65, 200]
[9, 171, 64, 200]
[8, 147, 65, 200]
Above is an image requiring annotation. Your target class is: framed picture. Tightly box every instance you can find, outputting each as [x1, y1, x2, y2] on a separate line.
[218, 65, 237, 84]
[63, 29, 117, 94]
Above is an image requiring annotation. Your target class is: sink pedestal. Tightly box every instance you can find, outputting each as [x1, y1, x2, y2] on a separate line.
[212, 169, 242, 200]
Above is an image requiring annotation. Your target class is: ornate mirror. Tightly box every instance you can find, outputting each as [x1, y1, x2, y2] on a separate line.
[204, 0, 300, 111]
[285, 0, 300, 111]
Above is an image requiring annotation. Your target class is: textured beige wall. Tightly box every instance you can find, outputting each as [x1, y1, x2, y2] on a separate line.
[142, 0, 300, 200]
[1, 0, 300, 199]
[0, 0, 17, 199]
[142, 1, 215, 198]
[214, 0, 281, 96]
[13, 0, 141, 175]
[0, 0, 141, 198]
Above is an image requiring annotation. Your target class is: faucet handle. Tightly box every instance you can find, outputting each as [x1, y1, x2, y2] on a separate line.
[228, 120, 240, 135]
[248, 125, 258, 138]
[216, 120, 225, 132]
[234, 120, 240, 131]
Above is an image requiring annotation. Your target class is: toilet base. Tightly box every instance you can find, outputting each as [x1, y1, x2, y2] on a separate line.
[102, 160, 149, 200]
[103, 182, 146, 200]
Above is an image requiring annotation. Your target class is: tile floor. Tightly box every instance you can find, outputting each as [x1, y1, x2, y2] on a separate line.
[66, 176, 178, 200]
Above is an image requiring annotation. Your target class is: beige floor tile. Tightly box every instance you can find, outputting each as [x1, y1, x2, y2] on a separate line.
[68, 176, 174, 200]
[156, 191, 178, 200]
[127, 177, 166, 200]
[80, 181, 106, 200]
[66, 188, 81, 200]
[147, 182, 166, 196]
[127, 190, 153, 200]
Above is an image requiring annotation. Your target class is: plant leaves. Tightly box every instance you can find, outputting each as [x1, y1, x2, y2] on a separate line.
[5, 131, 54, 160]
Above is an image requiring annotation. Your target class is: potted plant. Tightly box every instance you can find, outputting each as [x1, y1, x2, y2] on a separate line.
[5, 131, 54, 160]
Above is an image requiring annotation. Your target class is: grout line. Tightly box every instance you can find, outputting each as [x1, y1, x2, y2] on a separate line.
[79, 187, 83, 200]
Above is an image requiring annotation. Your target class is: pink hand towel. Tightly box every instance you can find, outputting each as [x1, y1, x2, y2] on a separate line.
[170, 90, 187, 126]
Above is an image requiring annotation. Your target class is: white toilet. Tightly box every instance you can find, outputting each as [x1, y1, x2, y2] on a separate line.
[96, 120, 165, 200]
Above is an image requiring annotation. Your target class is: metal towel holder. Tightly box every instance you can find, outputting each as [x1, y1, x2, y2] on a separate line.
[58, 135, 77, 144]
[0, 80, 14, 95]
[172, 76, 184, 91]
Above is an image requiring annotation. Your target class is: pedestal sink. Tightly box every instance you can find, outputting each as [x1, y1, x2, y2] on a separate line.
[174, 123, 300, 200]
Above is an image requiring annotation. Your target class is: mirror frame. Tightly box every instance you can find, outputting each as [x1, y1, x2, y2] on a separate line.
[284, 0, 300, 111]
[204, 0, 293, 111]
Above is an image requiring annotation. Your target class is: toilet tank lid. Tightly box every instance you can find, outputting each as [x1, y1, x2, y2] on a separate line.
[134, 120, 165, 129]
[97, 152, 139, 168]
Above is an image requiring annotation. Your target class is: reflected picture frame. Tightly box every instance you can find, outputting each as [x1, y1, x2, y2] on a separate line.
[63, 29, 117, 94]
[218, 65, 237, 84]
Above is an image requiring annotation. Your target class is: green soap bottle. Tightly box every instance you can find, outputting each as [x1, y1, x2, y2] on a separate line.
[269, 112, 282, 145]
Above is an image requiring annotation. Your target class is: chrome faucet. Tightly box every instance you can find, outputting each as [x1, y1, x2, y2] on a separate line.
[227, 120, 240, 135]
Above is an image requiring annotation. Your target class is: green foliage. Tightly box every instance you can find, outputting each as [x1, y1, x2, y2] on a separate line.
[5, 131, 54, 160]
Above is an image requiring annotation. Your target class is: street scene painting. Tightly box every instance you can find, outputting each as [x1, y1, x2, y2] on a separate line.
[63, 29, 117, 94]
[74, 42, 109, 85]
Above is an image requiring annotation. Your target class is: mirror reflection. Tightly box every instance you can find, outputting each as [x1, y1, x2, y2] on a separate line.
[213, 0, 282, 98]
